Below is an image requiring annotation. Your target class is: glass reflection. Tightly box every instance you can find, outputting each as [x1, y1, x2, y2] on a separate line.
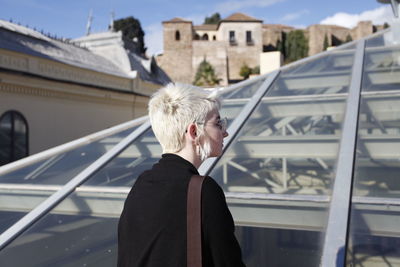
[236, 226, 322, 267]
[85, 128, 161, 187]
[219, 77, 266, 100]
[347, 33, 400, 266]
[206, 47, 355, 266]
[209, 61, 353, 195]
[0, 41, 359, 267]
[0, 78, 266, 266]
[0, 126, 138, 236]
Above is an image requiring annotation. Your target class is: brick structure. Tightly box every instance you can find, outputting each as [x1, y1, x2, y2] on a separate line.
[157, 12, 380, 85]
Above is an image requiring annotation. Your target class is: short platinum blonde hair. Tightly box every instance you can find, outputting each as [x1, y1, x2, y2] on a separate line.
[148, 83, 220, 156]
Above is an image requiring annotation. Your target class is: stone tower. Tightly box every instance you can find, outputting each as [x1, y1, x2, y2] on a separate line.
[158, 18, 193, 83]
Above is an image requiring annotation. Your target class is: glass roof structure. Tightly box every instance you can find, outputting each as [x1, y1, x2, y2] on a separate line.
[1, 26, 400, 266]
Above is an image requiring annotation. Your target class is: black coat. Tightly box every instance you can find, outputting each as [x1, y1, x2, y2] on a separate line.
[118, 153, 246, 267]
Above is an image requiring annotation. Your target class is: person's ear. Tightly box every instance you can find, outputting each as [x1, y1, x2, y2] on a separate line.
[187, 123, 197, 140]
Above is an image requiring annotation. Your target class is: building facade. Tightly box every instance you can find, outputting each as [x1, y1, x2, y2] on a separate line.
[0, 20, 170, 165]
[157, 12, 380, 85]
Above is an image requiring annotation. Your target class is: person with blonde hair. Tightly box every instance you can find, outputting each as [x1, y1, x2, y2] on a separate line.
[118, 83, 245, 267]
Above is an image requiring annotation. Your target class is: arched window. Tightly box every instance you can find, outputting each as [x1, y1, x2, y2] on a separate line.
[202, 34, 209, 41]
[0, 110, 29, 166]
[194, 34, 200, 40]
[175, 30, 180, 41]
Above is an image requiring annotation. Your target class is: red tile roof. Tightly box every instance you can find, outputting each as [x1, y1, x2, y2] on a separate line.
[221, 12, 262, 23]
[163, 17, 192, 24]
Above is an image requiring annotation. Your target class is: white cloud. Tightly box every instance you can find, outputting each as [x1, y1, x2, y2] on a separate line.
[320, 6, 393, 28]
[281, 9, 310, 23]
[215, 0, 285, 15]
[144, 23, 163, 56]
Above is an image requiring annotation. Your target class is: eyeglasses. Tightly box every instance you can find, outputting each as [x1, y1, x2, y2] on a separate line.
[215, 117, 228, 132]
[197, 117, 228, 132]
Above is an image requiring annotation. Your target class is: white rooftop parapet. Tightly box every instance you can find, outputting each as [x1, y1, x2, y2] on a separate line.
[260, 51, 283, 75]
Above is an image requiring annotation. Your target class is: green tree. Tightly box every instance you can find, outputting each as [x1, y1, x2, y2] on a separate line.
[113, 16, 146, 54]
[277, 32, 287, 59]
[252, 66, 260, 75]
[204, 13, 221, 24]
[193, 59, 221, 86]
[239, 64, 260, 79]
[285, 30, 308, 63]
[345, 34, 353, 43]
[323, 34, 329, 51]
[383, 22, 390, 29]
[239, 64, 252, 79]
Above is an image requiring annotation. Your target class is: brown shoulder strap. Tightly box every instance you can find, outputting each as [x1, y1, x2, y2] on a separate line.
[187, 175, 206, 267]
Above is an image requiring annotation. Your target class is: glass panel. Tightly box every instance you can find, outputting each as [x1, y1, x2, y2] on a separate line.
[0, 127, 160, 266]
[207, 48, 356, 266]
[0, 113, 12, 166]
[362, 36, 400, 92]
[85, 128, 160, 187]
[347, 32, 400, 266]
[236, 226, 322, 266]
[219, 77, 265, 100]
[0, 78, 260, 265]
[219, 78, 266, 126]
[0, 125, 138, 236]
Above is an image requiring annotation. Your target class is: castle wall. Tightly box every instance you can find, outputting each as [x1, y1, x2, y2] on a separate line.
[308, 22, 374, 56]
[218, 22, 262, 81]
[192, 41, 228, 85]
[262, 25, 294, 51]
[160, 16, 378, 85]
[351, 21, 373, 40]
[158, 22, 193, 83]
[307, 25, 349, 56]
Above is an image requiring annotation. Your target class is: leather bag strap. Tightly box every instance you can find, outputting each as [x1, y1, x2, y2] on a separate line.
[187, 175, 205, 267]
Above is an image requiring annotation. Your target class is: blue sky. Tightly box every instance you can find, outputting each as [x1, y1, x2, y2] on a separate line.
[0, 0, 394, 56]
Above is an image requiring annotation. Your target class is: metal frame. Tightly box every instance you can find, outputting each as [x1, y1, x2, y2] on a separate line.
[198, 70, 280, 175]
[320, 40, 365, 266]
[215, 71, 268, 97]
[0, 116, 148, 176]
[0, 120, 151, 250]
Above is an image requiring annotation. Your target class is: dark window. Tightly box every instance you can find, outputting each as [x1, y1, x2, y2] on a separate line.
[212, 35, 216, 41]
[246, 31, 254, 45]
[202, 34, 209, 41]
[0, 111, 29, 166]
[175, 30, 180, 41]
[229, 31, 237, 45]
[194, 34, 200, 40]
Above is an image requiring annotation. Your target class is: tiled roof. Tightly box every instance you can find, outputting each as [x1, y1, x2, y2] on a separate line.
[221, 12, 262, 23]
[163, 17, 192, 23]
[0, 20, 127, 78]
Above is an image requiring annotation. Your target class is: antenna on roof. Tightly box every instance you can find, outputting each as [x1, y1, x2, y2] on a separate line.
[86, 9, 93, 35]
[109, 10, 115, 31]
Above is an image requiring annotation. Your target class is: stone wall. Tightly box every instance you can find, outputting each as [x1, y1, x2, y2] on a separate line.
[192, 41, 227, 85]
[350, 21, 373, 40]
[307, 22, 374, 56]
[307, 24, 349, 56]
[262, 25, 294, 51]
[160, 17, 379, 84]
[158, 21, 193, 83]
[218, 22, 262, 81]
